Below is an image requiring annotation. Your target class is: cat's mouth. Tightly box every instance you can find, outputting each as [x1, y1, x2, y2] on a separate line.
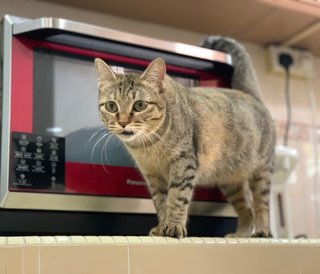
[119, 130, 135, 136]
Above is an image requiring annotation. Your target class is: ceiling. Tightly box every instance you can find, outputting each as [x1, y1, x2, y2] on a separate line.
[39, 0, 320, 56]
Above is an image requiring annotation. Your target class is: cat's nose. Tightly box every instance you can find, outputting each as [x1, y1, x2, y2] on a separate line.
[119, 121, 129, 128]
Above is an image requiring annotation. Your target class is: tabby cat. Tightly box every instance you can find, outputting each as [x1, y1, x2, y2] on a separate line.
[94, 36, 276, 238]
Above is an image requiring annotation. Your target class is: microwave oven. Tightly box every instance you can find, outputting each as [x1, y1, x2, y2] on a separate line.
[0, 15, 235, 223]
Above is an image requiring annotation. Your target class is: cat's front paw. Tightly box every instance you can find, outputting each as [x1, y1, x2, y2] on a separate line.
[149, 226, 162, 236]
[149, 224, 187, 238]
[161, 223, 187, 239]
[252, 231, 273, 238]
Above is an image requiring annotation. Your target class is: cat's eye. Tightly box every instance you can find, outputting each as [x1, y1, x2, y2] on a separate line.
[105, 101, 118, 113]
[133, 100, 148, 112]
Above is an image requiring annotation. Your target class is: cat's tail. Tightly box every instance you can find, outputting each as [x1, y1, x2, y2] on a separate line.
[201, 36, 262, 101]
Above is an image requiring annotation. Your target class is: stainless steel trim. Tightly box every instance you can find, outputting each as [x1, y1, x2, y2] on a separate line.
[0, 15, 15, 207]
[12, 17, 232, 65]
[4, 192, 236, 217]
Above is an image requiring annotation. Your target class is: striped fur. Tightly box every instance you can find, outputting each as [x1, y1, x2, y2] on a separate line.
[95, 37, 276, 238]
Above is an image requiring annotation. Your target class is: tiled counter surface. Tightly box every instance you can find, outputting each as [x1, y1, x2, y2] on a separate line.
[1, 236, 320, 274]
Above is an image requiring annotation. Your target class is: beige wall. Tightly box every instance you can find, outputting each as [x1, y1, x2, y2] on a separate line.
[249, 42, 320, 238]
[1, 0, 320, 238]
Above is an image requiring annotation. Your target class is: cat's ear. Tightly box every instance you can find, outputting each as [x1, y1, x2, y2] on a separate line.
[94, 58, 117, 81]
[140, 58, 166, 92]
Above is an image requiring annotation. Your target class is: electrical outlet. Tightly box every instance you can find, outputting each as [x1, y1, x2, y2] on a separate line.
[266, 45, 315, 79]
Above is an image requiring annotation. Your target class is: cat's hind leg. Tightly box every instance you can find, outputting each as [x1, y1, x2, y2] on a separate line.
[219, 181, 254, 237]
[249, 170, 272, 238]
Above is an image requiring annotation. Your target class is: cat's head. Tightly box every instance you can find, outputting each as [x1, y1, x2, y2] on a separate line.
[95, 58, 167, 146]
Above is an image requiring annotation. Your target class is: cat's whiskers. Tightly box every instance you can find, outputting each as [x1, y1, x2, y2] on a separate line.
[86, 127, 106, 151]
[101, 130, 115, 168]
[136, 132, 148, 155]
[90, 131, 108, 164]
[133, 128, 172, 159]
[142, 125, 176, 155]
[126, 125, 157, 152]
[90, 130, 114, 168]
[145, 132, 166, 155]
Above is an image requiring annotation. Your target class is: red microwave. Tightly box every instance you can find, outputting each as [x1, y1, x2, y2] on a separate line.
[0, 15, 235, 219]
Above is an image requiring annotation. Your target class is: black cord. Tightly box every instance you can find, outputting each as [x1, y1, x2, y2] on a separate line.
[283, 68, 291, 146]
[279, 53, 293, 146]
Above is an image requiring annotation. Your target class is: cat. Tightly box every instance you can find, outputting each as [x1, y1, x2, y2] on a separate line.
[94, 36, 276, 238]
